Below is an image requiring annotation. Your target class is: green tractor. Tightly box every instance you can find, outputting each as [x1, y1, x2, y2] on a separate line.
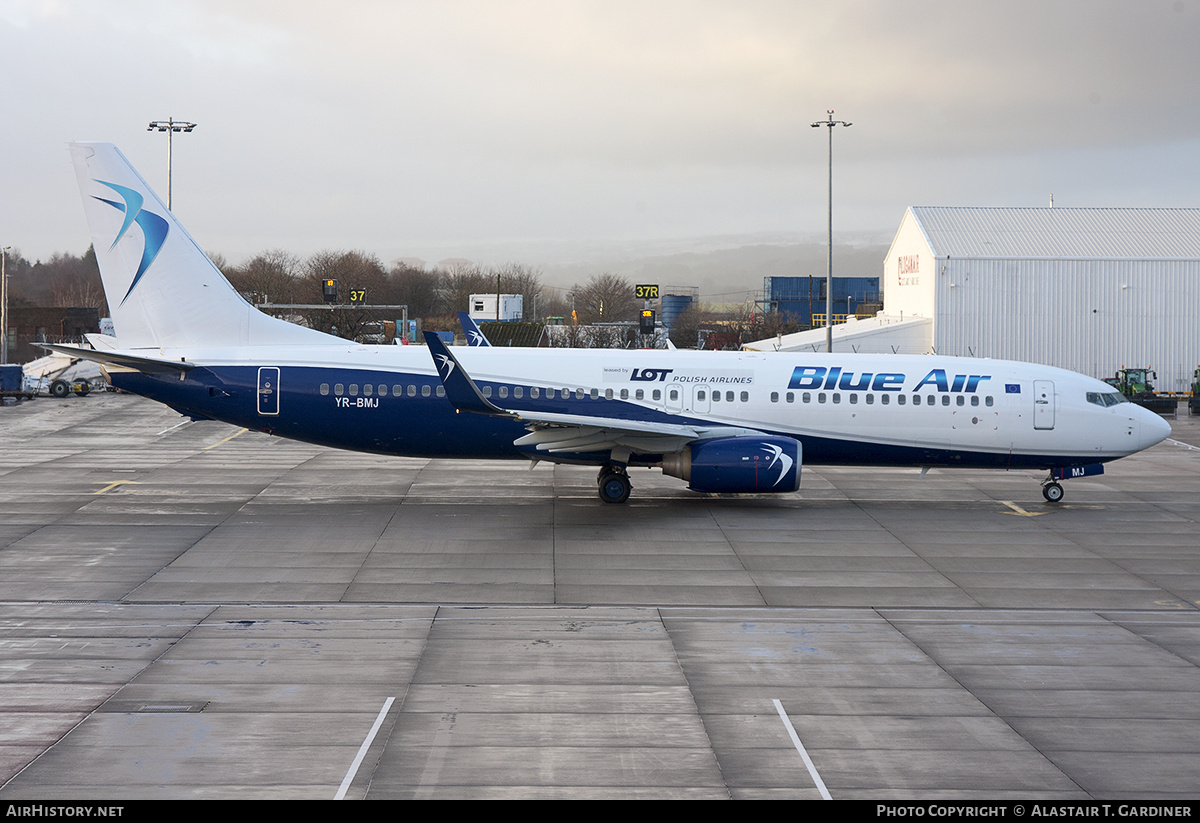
[1104, 367, 1177, 416]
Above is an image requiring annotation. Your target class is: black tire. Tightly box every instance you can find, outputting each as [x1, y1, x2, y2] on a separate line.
[598, 472, 631, 504]
[75, 383, 90, 397]
[50, 380, 70, 398]
[1042, 482, 1064, 503]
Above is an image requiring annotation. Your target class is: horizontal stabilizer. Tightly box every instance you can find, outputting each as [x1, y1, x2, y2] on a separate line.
[84, 333, 120, 351]
[38, 343, 194, 374]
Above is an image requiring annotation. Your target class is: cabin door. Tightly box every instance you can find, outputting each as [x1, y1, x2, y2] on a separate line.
[1033, 380, 1054, 430]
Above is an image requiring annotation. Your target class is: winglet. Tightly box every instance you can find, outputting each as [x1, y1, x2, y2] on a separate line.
[423, 331, 507, 415]
[457, 312, 492, 347]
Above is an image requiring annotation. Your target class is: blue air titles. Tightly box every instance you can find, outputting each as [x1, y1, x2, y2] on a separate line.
[788, 367, 991, 393]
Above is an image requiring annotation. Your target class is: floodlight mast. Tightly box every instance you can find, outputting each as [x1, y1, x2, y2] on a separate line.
[146, 118, 197, 210]
[811, 110, 851, 353]
[1, 246, 10, 365]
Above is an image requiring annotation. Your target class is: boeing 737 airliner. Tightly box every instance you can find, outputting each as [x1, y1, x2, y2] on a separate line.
[49, 143, 1171, 504]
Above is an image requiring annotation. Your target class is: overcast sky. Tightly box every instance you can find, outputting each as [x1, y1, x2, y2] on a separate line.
[4, 0, 1200, 269]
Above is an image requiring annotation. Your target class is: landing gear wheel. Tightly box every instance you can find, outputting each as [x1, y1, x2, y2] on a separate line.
[50, 380, 70, 398]
[1042, 482, 1064, 503]
[598, 471, 631, 504]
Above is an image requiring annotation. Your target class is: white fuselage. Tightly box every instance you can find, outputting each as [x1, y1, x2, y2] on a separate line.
[109, 343, 1171, 469]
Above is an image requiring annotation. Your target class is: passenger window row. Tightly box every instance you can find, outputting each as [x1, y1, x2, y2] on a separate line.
[320, 383, 445, 398]
[316, 382, 639, 401]
[476, 386, 662, 401]
[769, 390, 995, 407]
[695, 389, 750, 403]
[318, 382, 997, 409]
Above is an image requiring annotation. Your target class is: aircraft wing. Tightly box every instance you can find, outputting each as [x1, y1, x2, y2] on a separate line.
[510, 412, 764, 456]
[38, 343, 194, 374]
[423, 332, 763, 458]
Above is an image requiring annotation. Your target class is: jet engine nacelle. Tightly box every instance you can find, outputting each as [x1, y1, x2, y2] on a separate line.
[661, 436, 802, 494]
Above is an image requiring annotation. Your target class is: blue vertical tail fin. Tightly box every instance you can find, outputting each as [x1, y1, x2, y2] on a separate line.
[457, 311, 492, 346]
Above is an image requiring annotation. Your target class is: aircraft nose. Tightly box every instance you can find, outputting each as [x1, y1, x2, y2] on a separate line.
[1135, 406, 1172, 451]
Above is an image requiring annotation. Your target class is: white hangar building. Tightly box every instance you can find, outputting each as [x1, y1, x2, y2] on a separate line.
[752, 207, 1200, 393]
[886, 206, 1200, 392]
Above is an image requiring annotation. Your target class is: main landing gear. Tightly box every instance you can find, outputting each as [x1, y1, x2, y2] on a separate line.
[597, 464, 631, 504]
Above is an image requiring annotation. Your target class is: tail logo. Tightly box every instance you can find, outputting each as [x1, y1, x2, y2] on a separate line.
[92, 179, 169, 306]
[435, 353, 456, 378]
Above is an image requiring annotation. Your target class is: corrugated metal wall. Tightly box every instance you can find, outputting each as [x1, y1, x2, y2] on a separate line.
[933, 257, 1200, 392]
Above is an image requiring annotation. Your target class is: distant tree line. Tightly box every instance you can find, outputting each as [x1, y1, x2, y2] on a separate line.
[2, 247, 106, 314]
[217, 250, 653, 333]
[668, 301, 807, 350]
[3, 245, 808, 349]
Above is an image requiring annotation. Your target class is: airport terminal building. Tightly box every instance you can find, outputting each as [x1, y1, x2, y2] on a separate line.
[754, 206, 1200, 392]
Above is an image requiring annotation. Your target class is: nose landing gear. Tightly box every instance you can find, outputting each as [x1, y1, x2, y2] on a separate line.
[1041, 479, 1065, 503]
[1041, 463, 1105, 504]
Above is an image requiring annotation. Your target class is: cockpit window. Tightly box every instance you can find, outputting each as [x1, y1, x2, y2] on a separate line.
[1087, 391, 1129, 407]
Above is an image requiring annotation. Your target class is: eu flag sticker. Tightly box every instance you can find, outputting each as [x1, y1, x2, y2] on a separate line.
[1005, 384, 1021, 393]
